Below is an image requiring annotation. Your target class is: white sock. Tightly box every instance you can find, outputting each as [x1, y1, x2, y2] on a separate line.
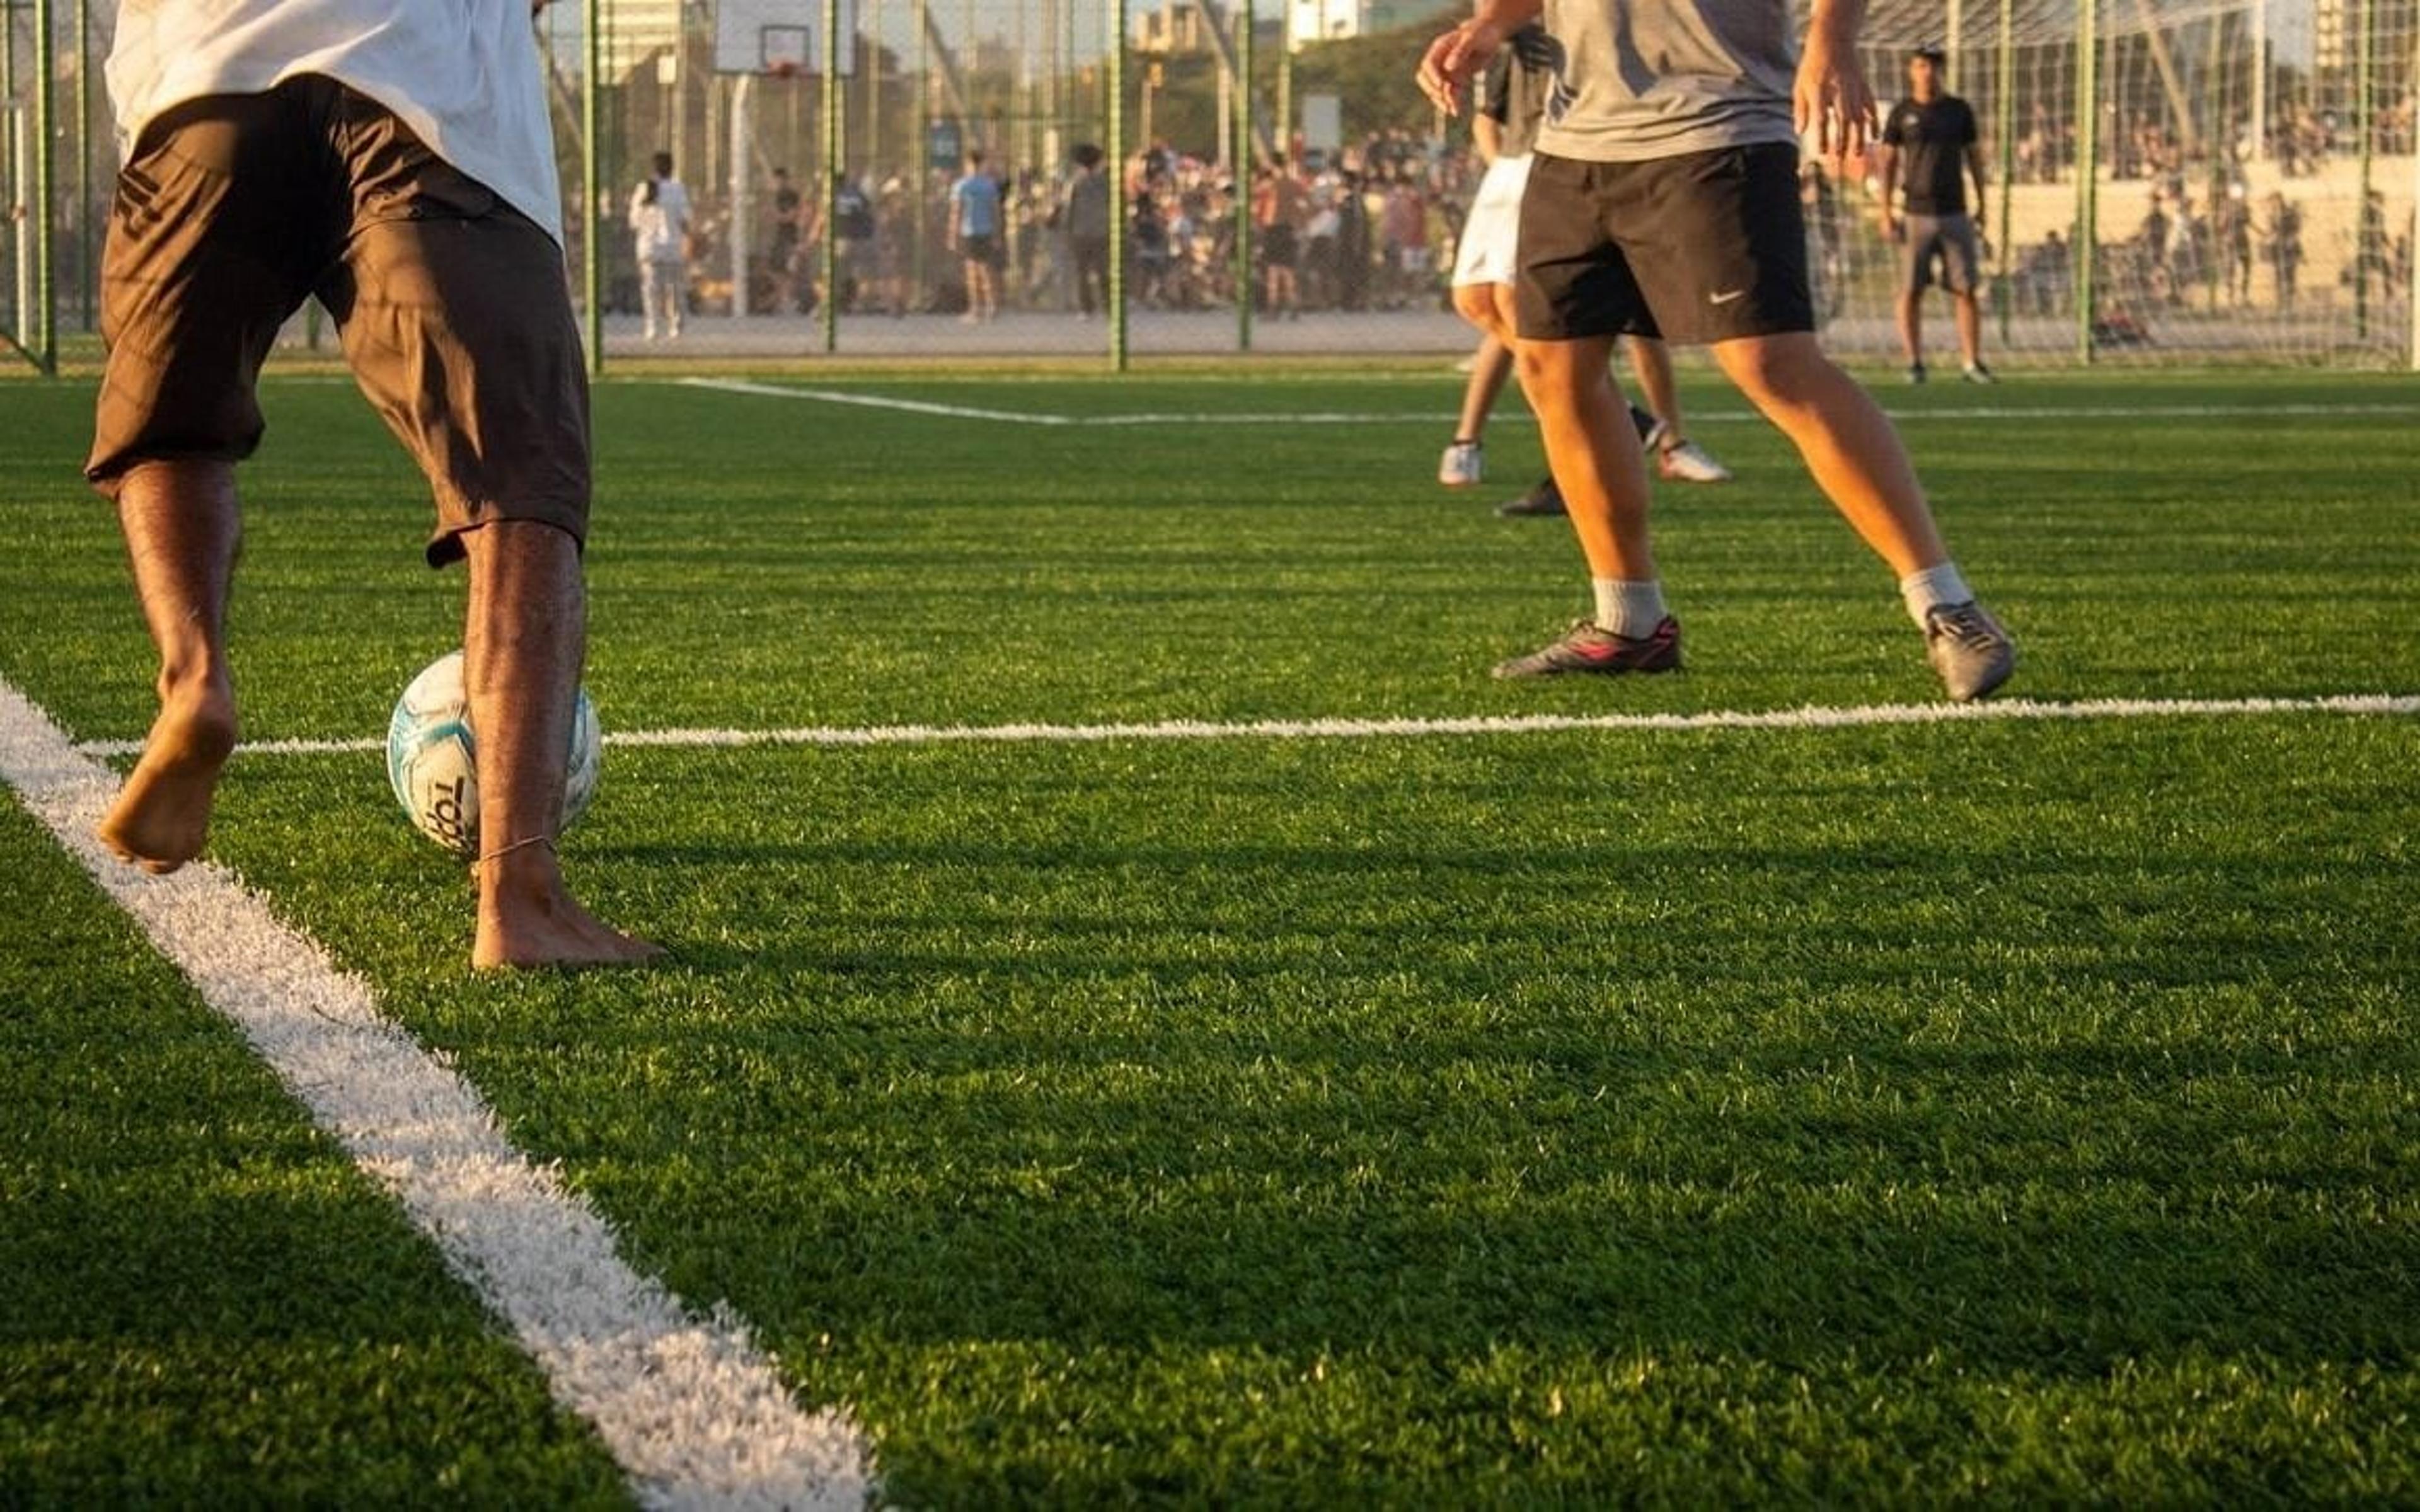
[1898, 563, 1973, 627]
[1592, 578, 1668, 638]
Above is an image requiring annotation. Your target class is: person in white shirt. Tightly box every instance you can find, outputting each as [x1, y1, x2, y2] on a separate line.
[628, 151, 692, 340]
[85, 0, 660, 969]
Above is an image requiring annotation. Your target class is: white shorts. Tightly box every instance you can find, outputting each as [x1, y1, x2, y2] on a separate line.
[1451, 152, 1533, 289]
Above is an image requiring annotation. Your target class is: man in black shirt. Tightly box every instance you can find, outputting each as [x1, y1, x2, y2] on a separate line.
[1880, 48, 1993, 382]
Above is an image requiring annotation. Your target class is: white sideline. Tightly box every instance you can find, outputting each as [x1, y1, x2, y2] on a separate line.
[68, 692, 2420, 760]
[0, 676, 874, 1512]
[679, 377, 2420, 428]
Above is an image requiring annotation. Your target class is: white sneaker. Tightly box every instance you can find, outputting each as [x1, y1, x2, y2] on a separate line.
[1438, 440, 1484, 486]
[1657, 439, 1733, 484]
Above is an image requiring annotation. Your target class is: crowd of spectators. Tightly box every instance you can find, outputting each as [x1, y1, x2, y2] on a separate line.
[646, 130, 1489, 321]
[635, 93, 2414, 330]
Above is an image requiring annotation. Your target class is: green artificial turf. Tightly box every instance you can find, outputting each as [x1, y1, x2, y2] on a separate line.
[3, 366, 2416, 1503]
[0, 801, 631, 1506]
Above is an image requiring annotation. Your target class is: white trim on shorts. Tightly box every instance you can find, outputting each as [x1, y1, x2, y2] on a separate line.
[1451, 152, 1533, 289]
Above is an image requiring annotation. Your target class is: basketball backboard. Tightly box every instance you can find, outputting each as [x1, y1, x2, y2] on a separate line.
[712, 0, 855, 75]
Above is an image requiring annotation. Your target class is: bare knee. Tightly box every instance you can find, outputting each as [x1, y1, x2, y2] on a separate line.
[1713, 333, 1839, 413]
[1512, 340, 1590, 413]
[1453, 284, 1504, 338]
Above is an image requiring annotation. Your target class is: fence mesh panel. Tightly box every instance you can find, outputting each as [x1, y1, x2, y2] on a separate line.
[9, 0, 2414, 367]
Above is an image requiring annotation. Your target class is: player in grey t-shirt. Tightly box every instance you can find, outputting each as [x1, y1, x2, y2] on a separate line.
[1441, 25, 1733, 503]
[1418, 0, 2017, 702]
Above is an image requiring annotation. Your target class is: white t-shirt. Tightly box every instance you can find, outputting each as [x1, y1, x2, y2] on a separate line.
[627, 177, 691, 265]
[106, 0, 564, 244]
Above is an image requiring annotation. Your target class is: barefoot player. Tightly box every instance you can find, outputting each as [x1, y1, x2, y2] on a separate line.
[89, 0, 662, 968]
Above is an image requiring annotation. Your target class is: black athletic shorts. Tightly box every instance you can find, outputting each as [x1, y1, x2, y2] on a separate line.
[1514, 140, 1814, 346]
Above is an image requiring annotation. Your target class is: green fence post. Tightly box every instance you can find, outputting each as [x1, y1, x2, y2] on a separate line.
[74, 0, 89, 333]
[823, 0, 841, 353]
[584, 0, 604, 378]
[1235, 0, 1252, 352]
[33, 0, 54, 373]
[1108, 0, 1126, 372]
[913, 0, 928, 310]
[2074, 0, 2097, 364]
[1995, 0, 2015, 346]
[2353, 0, 2373, 346]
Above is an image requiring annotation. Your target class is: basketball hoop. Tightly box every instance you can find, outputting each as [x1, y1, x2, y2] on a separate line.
[760, 23, 812, 77]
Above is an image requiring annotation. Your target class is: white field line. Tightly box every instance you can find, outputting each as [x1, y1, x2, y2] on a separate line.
[679, 378, 2420, 429]
[67, 693, 2420, 761]
[0, 677, 874, 1512]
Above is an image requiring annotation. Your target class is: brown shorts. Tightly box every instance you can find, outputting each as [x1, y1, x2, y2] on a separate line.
[87, 75, 588, 567]
[1514, 142, 1815, 346]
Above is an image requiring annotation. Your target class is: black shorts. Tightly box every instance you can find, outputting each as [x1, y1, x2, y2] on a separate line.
[960, 233, 1003, 269]
[1514, 141, 1814, 346]
[1259, 223, 1298, 268]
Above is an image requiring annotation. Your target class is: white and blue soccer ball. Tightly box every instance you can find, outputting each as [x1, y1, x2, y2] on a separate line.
[386, 650, 602, 858]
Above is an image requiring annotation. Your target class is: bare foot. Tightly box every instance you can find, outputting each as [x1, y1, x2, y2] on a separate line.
[98, 680, 238, 874]
[474, 851, 666, 971]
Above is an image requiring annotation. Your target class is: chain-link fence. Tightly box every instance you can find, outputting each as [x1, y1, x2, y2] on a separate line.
[4, 0, 2415, 370]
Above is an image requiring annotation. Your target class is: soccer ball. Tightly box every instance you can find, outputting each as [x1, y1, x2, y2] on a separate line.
[386, 650, 602, 858]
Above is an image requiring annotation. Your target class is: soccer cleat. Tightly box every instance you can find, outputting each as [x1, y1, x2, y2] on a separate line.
[1492, 617, 1683, 679]
[1907, 362, 1928, 384]
[1631, 405, 1661, 442]
[1657, 438, 1734, 483]
[1495, 478, 1566, 517]
[1924, 600, 2017, 702]
[1438, 439, 1485, 487]
[1962, 362, 1998, 384]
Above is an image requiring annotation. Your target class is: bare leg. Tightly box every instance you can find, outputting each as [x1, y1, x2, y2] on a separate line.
[462, 520, 662, 970]
[1710, 333, 1947, 577]
[1513, 335, 1657, 580]
[1953, 290, 1984, 368]
[1896, 288, 1925, 367]
[1455, 334, 1515, 444]
[1448, 284, 1518, 445]
[99, 460, 242, 874]
[1623, 336, 1684, 437]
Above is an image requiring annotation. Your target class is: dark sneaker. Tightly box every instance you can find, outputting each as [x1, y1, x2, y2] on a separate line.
[1924, 600, 2016, 701]
[1628, 404, 1659, 442]
[1493, 617, 1683, 679]
[1495, 478, 1566, 517]
[1907, 362, 1929, 384]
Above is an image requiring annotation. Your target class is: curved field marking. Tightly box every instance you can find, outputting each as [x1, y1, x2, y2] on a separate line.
[0, 677, 875, 1512]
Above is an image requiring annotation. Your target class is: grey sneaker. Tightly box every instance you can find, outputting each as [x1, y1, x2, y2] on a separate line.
[1493, 617, 1683, 679]
[1925, 600, 2016, 701]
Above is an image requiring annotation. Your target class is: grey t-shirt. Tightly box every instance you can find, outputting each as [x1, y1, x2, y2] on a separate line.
[1531, 0, 1801, 163]
[1480, 25, 1560, 159]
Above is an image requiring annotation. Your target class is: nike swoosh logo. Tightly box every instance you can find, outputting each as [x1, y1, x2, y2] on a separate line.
[1708, 289, 1746, 305]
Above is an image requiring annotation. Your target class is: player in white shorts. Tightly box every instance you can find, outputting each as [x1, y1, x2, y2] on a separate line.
[1440, 24, 1732, 513]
